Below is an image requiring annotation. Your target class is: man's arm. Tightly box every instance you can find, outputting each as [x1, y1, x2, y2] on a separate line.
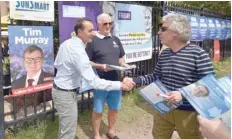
[71, 45, 134, 91]
[196, 48, 215, 78]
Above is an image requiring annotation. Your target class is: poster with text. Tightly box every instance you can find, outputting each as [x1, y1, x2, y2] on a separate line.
[188, 15, 201, 41]
[8, 26, 54, 96]
[207, 18, 217, 40]
[225, 20, 231, 39]
[58, 1, 102, 44]
[198, 16, 209, 40]
[10, 1, 54, 21]
[214, 18, 223, 40]
[114, 3, 153, 63]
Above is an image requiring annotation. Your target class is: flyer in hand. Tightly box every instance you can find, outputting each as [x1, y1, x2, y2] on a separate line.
[218, 75, 231, 97]
[139, 79, 180, 115]
[106, 64, 136, 71]
[178, 74, 231, 128]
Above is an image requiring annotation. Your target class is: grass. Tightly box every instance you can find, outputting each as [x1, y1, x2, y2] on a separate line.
[213, 57, 231, 78]
[6, 57, 231, 139]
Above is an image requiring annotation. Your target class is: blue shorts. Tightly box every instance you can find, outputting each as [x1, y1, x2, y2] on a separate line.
[93, 89, 122, 113]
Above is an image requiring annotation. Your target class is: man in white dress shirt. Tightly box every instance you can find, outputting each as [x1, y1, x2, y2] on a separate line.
[52, 18, 134, 139]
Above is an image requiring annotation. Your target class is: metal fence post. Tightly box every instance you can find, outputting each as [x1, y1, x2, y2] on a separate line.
[0, 5, 5, 139]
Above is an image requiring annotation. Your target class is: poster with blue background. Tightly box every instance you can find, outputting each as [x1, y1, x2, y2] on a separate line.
[207, 18, 217, 40]
[225, 20, 231, 39]
[188, 15, 201, 41]
[114, 3, 153, 63]
[198, 16, 209, 40]
[8, 26, 54, 93]
[219, 19, 227, 40]
[214, 18, 223, 40]
[179, 74, 230, 120]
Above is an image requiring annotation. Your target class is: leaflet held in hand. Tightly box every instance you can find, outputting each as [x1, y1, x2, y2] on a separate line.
[139, 79, 179, 115]
[106, 64, 136, 71]
[178, 74, 231, 128]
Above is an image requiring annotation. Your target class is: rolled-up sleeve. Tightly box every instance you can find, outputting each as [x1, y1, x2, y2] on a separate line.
[70, 45, 121, 91]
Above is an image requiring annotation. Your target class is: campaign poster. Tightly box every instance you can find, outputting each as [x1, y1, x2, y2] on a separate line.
[8, 26, 54, 96]
[58, 1, 102, 44]
[225, 20, 231, 39]
[214, 18, 223, 40]
[219, 19, 227, 40]
[188, 15, 201, 41]
[10, 1, 54, 22]
[207, 18, 217, 40]
[114, 3, 153, 63]
[198, 16, 209, 40]
[179, 74, 230, 120]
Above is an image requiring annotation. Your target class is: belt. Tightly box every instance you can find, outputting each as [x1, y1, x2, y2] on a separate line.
[53, 83, 79, 93]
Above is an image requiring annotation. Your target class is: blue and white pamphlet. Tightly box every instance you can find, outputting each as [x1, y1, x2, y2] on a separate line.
[139, 79, 180, 115]
[178, 74, 231, 128]
[218, 75, 231, 98]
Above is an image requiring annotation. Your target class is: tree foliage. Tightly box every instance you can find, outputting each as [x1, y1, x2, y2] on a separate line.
[177, 1, 231, 17]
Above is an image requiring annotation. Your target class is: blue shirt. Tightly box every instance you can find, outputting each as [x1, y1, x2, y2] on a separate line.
[54, 36, 121, 91]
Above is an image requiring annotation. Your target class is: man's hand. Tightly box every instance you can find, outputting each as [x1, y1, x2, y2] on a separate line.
[166, 91, 183, 104]
[197, 115, 230, 139]
[102, 64, 112, 72]
[123, 77, 135, 89]
[120, 82, 130, 91]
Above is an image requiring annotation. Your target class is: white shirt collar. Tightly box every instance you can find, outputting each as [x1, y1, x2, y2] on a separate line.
[96, 32, 112, 39]
[26, 69, 42, 87]
[73, 36, 86, 48]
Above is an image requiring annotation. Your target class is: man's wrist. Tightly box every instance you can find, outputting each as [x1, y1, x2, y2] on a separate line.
[102, 64, 106, 70]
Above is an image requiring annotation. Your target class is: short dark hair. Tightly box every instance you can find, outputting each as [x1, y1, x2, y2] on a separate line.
[24, 45, 44, 58]
[74, 18, 92, 35]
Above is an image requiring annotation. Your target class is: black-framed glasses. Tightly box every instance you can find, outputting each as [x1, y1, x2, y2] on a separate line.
[160, 26, 169, 32]
[103, 22, 113, 26]
[24, 57, 42, 64]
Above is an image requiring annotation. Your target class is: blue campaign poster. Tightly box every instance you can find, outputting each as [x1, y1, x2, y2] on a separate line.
[199, 16, 209, 40]
[8, 26, 54, 94]
[179, 74, 230, 120]
[225, 20, 231, 39]
[219, 19, 227, 40]
[214, 18, 223, 40]
[207, 18, 217, 40]
[188, 15, 201, 41]
[114, 3, 153, 63]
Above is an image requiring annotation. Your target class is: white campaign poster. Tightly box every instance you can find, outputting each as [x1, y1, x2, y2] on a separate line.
[10, 1, 54, 22]
[113, 3, 153, 63]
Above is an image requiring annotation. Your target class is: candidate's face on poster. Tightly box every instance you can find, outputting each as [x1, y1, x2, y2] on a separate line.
[24, 50, 44, 75]
[191, 85, 209, 97]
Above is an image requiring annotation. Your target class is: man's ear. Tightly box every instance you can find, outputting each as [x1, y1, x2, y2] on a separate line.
[77, 29, 82, 35]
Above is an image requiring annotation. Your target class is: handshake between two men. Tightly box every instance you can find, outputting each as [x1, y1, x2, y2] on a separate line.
[120, 77, 136, 92]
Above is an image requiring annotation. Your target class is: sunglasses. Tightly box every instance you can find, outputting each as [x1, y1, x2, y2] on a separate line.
[103, 22, 113, 26]
[160, 26, 169, 32]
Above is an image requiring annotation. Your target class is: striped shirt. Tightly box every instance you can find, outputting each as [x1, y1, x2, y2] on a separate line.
[133, 44, 215, 111]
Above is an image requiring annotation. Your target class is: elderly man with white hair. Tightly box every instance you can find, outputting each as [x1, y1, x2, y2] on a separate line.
[86, 13, 131, 139]
[125, 14, 215, 139]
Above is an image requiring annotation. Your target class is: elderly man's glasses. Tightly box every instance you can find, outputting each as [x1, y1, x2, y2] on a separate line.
[24, 57, 42, 64]
[103, 22, 113, 26]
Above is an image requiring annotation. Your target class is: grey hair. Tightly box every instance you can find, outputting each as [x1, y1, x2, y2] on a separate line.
[162, 14, 191, 42]
[97, 13, 112, 24]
